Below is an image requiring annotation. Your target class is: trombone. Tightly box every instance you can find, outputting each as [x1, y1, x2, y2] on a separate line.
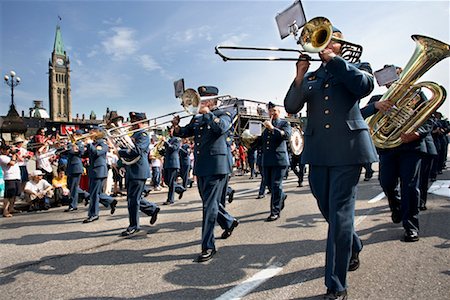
[106, 89, 235, 140]
[215, 17, 363, 64]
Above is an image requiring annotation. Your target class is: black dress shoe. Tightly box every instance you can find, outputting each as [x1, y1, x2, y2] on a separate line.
[121, 228, 140, 236]
[178, 191, 184, 200]
[150, 207, 160, 225]
[256, 194, 265, 199]
[391, 210, 402, 224]
[323, 289, 347, 299]
[348, 250, 360, 271]
[404, 230, 419, 242]
[82, 216, 99, 223]
[110, 200, 118, 215]
[228, 190, 235, 204]
[84, 198, 89, 207]
[266, 214, 279, 222]
[64, 207, 78, 212]
[197, 249, 216, 262]
[221, 219, 239, 239]
[297, 182, 304, 187]
[419, 204, 427, 211]
[162, 201, 173, 205]
[281, 194, 287, 211]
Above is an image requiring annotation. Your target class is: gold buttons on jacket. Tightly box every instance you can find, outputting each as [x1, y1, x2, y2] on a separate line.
[325, 124, 331, 129]
[325, 83, 329, 88]
[324, 96, 329, 100]
[324, 109, 330, 115]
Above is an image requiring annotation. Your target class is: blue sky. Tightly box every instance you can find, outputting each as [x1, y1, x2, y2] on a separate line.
[1, 0, 449, 119]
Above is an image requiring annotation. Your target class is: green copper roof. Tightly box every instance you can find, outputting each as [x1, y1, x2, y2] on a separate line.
[53, 25, 65, 55]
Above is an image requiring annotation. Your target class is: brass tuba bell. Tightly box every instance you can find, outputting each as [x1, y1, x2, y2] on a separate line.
[368, 35, 450, 149]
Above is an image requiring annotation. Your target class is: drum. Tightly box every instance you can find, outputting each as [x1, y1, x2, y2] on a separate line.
[290, 127, 304, 155]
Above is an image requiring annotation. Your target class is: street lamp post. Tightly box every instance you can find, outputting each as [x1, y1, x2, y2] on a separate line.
[4, 70, 21, 107]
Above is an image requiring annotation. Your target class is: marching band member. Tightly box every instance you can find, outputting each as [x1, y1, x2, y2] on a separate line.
[284, 26, 377, 299]
[162, 126, 185, 204]
[83, 127, 117, 223]
[172, 85, 237, 262]
[179, 138, 192, 189]
[259, 102, 291, 221]
[65, 130, 85, 212]
[118, 112, 160, 236]
[361, 65, 432, 242]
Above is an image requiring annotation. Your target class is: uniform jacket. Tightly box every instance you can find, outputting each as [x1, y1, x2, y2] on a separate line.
[258, 118, 292, 167]
[179, 143, 191, 167]
[86, 139, 108, 179]
[66, 141, 85, 175]
[163, 137, 181, 169]
[361, 93, 432, 154]
[284, 56, 378, 166]
[119, 130, 150, 180]
[174, 108, 232, 177]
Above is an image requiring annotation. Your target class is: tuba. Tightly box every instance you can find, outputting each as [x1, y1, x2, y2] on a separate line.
[368, 35, 450, 149]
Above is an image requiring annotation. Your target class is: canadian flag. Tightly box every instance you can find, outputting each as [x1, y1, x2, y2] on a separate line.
[60, 124, 79, 135]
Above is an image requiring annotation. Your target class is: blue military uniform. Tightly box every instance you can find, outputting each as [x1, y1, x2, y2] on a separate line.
[119, 124, 160, 233]
[66, 140, 85, 210]
[85, 137, 115, 221]
[285, 55, 376, 294]
[259, 114, 292, 219]
[163, 136, 183, 204]
[179, 141, 191, 189]
[361, 92, 431, 238]
[174, 106, 236, 259]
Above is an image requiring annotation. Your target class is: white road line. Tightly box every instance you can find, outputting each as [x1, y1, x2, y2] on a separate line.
[215, 264, 283, 300]
[368, 192, 385, 203]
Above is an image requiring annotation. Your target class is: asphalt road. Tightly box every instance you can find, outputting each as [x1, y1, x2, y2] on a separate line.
[1, 164, 449, 300]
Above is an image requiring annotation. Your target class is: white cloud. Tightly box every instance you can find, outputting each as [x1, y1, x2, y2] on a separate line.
[87, 49, 98, 58]
[137, 54, 161, 71]
[102, 27, 139, 60]
[218, 33, 249, 46]
[170, 25, 213, 43]
[102, 17, 123, 26]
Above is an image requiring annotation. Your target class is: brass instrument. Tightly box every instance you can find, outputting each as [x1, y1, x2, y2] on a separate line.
[149, 136, 166, 159]
[215, 17, 363, 64]
[368, 35, 450, 149]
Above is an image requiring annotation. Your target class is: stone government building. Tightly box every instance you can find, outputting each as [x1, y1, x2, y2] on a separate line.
[0, 24, 114, 142]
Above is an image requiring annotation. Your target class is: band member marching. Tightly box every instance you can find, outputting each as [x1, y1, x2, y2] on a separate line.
[172, 85, 238, 262]
[65, 130, 85, 212]
[162, 126, 185, 205]
[83, 127, 117, 223]
[118, 112, 160, 236]
[284, 26, 377, 299]
[259, 102, 291, 221]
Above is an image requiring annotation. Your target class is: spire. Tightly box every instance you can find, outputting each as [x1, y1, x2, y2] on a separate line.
[53, 24, 65, 56]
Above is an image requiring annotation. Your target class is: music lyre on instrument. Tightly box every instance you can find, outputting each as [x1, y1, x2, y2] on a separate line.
[368, 35, 450, 149]
[215, 17, 363, 64]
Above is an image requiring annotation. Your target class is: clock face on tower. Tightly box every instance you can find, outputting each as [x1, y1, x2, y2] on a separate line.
[56, 58, 64, 66]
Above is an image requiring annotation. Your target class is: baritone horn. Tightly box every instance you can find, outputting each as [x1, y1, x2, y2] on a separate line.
[368, 35, 450, 149]
[215, 17, 363, 63]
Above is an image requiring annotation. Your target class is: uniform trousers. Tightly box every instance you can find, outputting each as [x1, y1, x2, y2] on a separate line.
[68, 173, 81, 209]
[180, 163, 190, 188]
[164, 168, 178, 203]
[263, 166, 287, 216]
[126, 179, 158, 230]
[87, 177, 114, 217]
[309, 165, 363, 293]
[379, 150, 421, 233]
[198, 174, 231, 251]
[419, 154, 435, 207]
